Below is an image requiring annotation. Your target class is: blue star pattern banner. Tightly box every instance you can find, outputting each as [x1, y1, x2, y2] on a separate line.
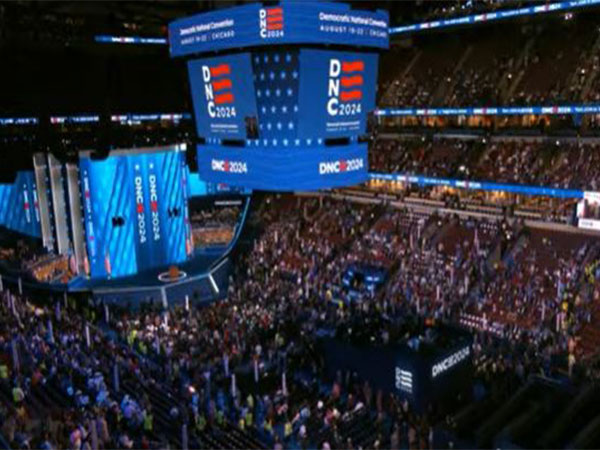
[252, 50, 300, 142]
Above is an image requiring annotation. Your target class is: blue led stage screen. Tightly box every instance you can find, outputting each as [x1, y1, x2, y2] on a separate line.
[0, 171, 42, 238]
[80, 147, 190, 279]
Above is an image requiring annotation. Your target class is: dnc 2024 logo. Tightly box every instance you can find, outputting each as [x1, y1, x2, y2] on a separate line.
[201, 63, 236, 119]
[211, 159, 248, 174]
[133, 164, 161, 244]
[327, 59, 364, 117]
[259, 7, 284, 39]
[319, 158, 364, 175]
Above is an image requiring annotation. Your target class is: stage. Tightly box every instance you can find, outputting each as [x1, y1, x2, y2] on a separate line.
[0, 189, 250, 308]
[0, 234, 231, 308]
[67, 249, 222, 290]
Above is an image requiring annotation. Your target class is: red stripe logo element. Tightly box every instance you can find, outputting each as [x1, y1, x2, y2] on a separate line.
[342, 61, 365, 73]
[212, 79, 232, 91]
[260, 7, 285, 38]
[340, 90, 362, 102]
[210, 64, 231, 78]
[266, 7, 283, 16]
[341, 75, 363, 88]
[215, 92, 235, 105]
[202, 62, 237, 118]
[327, 58, 365, 117]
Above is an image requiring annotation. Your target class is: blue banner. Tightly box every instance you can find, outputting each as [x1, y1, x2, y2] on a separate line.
[0, 171, 41, 238]
[298, 50, 378, 138]
[169, 2, 389, 57]
[131, 156, 153, 272]
[79, 159, 97, 271]
[376, 104, 600, 117]
[368, 172, 584, 199]
[153, 151, 188, 267]
[181, 160, 193, 257]
[251, 50, 300, 142]
[188, 53, 258, 139]
[390, 0, 600, 35]
[197, 143, 368, 191]
[80, 155, 136, 278]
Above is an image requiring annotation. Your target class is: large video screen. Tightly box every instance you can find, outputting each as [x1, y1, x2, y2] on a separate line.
[577, 191, 600, 231]
[188, 53, 258, 139]
[80, 146, 190, 279]
[0, 171, 42, 238]
[196, 142, 368, 191]
[169, 2, 389, 57]
[298, 49, 378, 138]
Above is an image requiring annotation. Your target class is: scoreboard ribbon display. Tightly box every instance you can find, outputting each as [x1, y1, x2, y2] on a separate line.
[376, 104, 600, 117]
[188, 54, 258, 139]
[298, 49, 378, 138]
[369, 172, 584, 199]
[80, 147, 188, 279]
[169, 2, 389, 57]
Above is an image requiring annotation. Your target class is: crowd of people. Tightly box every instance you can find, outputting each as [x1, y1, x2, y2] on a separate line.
[0, 237, 76, 285]
[4, 0, 600, 447]
[369, 137, 600, 192]
[2, 194, 600, 449]
[396, 0, 527, 24]
[29, 255, 76, 284]
[379, 15, 600, 108]
[191, 206, 241, 249]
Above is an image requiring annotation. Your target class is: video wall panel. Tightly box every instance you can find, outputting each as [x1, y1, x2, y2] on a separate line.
[79, 147, 189, 279]
[196, 142, 368, 191]
[188, 53, 258, 139]
[0, 171, 42, 238]
[298, 49, 378, 138]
